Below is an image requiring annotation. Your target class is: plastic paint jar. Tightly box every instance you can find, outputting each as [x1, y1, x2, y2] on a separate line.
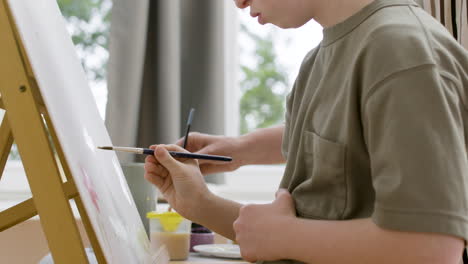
[147, 211, 192, 260]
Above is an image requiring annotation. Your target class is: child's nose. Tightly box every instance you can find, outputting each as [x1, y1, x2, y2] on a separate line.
[234, 0, 251, 9]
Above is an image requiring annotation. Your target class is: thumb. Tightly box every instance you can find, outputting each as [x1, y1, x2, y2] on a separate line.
[275, 188, 290, 199]
[274, 189, 295, 213]
[154, 145, 180, 171]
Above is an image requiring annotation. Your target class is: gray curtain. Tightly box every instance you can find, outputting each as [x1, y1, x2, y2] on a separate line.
[418, 0, 468, 48]
[106, 0, 226, 183]
[105, 0, 150, 157]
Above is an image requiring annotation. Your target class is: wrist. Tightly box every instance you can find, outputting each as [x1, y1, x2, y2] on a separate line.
[277, 216, 302, 260]
[236, 134, 253, 166]
[187, 190, 219, 223]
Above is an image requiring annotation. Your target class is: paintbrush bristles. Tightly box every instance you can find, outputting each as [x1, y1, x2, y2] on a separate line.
[98, 146, 113, 150]
[98, 146, 145, 154]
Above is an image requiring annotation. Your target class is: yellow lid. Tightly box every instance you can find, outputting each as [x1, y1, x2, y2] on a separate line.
[146, 211, 184, 232]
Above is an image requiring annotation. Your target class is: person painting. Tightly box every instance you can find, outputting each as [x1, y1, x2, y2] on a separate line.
[144, 0, 468, 263]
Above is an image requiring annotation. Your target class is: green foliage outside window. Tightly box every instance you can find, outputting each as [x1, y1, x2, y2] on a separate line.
[239, 24, 289, 135]
[8, 2, 288, 159]
[8, 0, 111, 161]
[57, 0, 112, 81]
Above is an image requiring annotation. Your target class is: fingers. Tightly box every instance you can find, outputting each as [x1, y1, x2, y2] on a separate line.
[175, 137, 184, 147]
[144, 171, 173, 194]
[234, 204, 257, 231]
[144, 159, 169, 178]
[145, 154, 157, 164]
[144, 172, 164, 189]
[194, 153, 211, 165]
[175, 132, 202, 150]
[161, 144, 190, 153]
[149, 144, 229, 175]
[153, 145, 182, 171]
[145, 148, 170, 181]
[195, 145, 217, 164]
[144, 154, 170, 191]
[199, 163, 232, 175]
[199, 164, 219, 174]
[233, 204, 258, 263]
[275, 189, 292, 203]
[275, 188, 289, 198]
[274, 189, 295, 213]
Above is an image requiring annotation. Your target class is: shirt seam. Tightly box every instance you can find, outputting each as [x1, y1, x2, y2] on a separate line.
[409, 5, 437, 61]
[322, 2, 419, 47]
[361, 63, 436, 111]
[361, 4, 439, 107]
[409, 5, 468, 113]
[375, 204, 468, 222]
[439, 71, 468, 112]
[359, 4, 439, 108]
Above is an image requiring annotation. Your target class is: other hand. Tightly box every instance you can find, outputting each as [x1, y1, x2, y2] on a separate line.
[175, 132, 245, 175]
[233, 189, 296, 262]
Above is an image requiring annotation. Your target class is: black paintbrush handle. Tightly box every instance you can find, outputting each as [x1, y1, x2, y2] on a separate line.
[142, 149, 232, 162]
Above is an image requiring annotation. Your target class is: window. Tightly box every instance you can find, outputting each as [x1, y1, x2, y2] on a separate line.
[7, 0, 111, 161]
[59, 0, 112, 118]
[237, 8, 323, 135]
[220, 6, 323, 201]
[2, 2, 324, 203]
[1, 0, 112, 200]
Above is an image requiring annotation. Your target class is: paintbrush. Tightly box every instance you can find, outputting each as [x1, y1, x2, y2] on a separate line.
[97, 146, 232, 162]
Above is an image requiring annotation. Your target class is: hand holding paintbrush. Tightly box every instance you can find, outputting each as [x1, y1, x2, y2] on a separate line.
[98, 108, 232, 162]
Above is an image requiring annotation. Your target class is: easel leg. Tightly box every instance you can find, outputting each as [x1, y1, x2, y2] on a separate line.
[75, 196, 108, 263]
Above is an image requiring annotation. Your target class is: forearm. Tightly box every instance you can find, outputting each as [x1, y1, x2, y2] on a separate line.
[191, 192, 242, 240]
[282, 218, 463, 264]
[238, 125, 285, 165]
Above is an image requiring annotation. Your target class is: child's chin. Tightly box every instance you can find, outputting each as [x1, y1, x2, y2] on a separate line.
[274, 20, 307, 29]
[257, 15, 266, 25]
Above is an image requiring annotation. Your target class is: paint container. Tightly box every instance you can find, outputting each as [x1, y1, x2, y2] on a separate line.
[190, 223, 214, 252]
[147, 211, 191, 260]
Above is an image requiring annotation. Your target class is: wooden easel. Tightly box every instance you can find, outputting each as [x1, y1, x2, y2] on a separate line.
[0, 0, 107, 263]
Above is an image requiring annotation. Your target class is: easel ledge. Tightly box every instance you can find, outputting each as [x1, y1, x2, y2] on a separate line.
[0, 0, 106, 263]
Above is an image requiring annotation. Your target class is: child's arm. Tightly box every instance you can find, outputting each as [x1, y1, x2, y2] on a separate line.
[287, 218, 463, 264]
[173, 125, 286, 175]
[234, 190, 464, 264]
[238, 125, 286, 165]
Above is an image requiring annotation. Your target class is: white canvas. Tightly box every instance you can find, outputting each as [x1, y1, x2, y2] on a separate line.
[7, 0, 161, 263]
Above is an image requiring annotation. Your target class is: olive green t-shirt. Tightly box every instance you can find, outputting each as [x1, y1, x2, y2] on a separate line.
[274, 0, 468, 263]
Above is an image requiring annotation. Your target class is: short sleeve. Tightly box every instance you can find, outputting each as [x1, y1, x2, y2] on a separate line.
[363, 64, 468, 240]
